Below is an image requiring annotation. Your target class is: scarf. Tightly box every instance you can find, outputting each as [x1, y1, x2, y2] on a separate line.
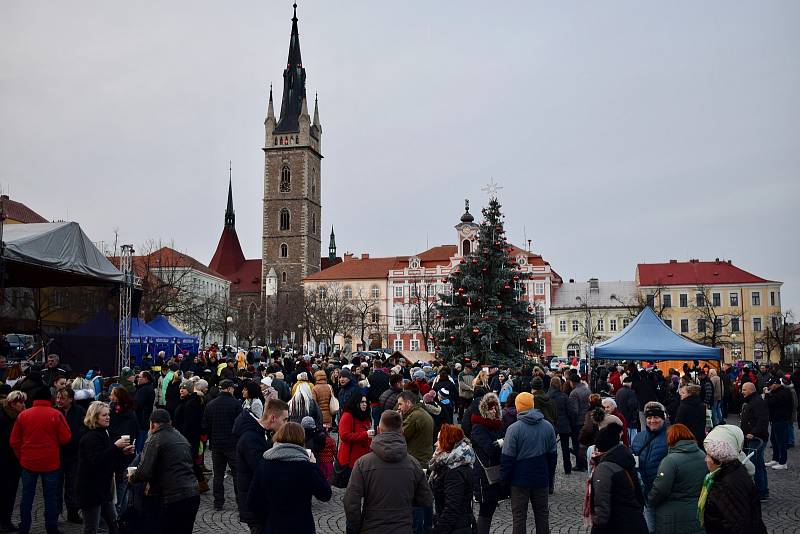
[263, 442, 310, 462]
[471, 414, 503, 431]
[428, 438, 476, 483]
[697, 467, 719, 527]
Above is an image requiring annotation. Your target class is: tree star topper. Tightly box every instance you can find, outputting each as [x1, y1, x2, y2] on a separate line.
[481, 179, 503, 199]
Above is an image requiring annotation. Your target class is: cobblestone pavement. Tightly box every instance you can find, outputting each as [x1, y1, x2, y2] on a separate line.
[15, 416, 800, 533]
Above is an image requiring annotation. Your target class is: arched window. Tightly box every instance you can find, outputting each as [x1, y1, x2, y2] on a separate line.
[311, 171, 316, 196]
[462, 239, 471, 255]
[280, 243, 288, 258]
[280, 208, 290, 231]
[394, 308, 404, 326]
[281, 271, 287, 283]
[280, 166, 291, 192]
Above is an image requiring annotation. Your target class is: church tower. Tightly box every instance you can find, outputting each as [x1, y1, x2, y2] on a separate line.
[262, 3, 322, 333]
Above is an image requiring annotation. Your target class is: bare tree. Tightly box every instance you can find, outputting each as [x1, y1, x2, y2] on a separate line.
[181, 291, 223, 347]
[404, 277, 441, 352]
[349, 287, 380, 351]
[691, 285, 732, 348]
[135, 240, 195, 321]
[232, 299, 264, 348]
[756, 310, 796, 363]
[303, 283, 354, 355]
[614, 283, 669, 319]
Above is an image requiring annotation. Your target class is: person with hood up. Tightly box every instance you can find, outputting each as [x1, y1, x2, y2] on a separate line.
[647, 423, 706, 534]
[630, 401, 668, 533]
[344, 410, 433, 534]
[675, 384, 707, 448]
[587, 422, 648, 534]
[500, 392, 557, 534]
[248, 421, 332, 534]
[311, 369, 334, 428]
[699, 425, 767, 534]
[469, 393, 507, 534]
[428, 424, 475, 534]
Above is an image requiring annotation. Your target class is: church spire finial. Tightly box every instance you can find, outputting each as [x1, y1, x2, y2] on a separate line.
[225, 161, 235, 227]
[293, 2, 297, 22]
[328, 226, 337, 263]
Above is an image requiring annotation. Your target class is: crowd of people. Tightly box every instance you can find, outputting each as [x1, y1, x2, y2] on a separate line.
[0, 349, 797, 534]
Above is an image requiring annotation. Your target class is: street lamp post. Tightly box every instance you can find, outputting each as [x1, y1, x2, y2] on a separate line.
[297, 324, 305, 353]
[223, 315, 233, 348]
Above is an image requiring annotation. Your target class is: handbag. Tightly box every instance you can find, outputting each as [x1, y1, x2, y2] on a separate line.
[475, 451, 502, 485]
[329, 385, 340, 415]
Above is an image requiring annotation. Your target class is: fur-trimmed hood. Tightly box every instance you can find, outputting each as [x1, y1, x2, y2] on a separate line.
[479, 392, 502, 419]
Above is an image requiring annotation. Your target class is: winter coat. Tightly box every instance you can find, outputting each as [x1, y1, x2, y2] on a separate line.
[703, 460, 767, 534]
[366, 369, 390, 403]
[343, 431, 433, 534]
[337, 411, 372, 468]
[402, 403, 435, 466]
[615, 386, 640, 431]
[378, 386, 402, 414]
[589, 443, 648, 534]
[247, 443, 332, 534]
[500, 409, 557, 490]
[533, 390, 557, 427]
[647, 439, 706, 534]
[202, 391, 243, 450]
[548, 388, 573, 434]
[134, 382, 156, 430]
[740, 393, 770, 441]
[766, 386, 793, 422]
[430, 450, 473, 534]
[174, 393, 204, 456]
[109, 407, 138, 441]
[77, 427, 126, 508]
[460, 389, 487, 438]
[568, 382, 591, 431]
[337, 379, 360, 410]
[129, 423, 199, 505]
[272, 379, 291, 402]
[311, 371, 334, 425]
[233, 411, 271, 524]
[60, 404, 87, 462]
[711, 376, 723, 402]
[470, 412, 507, 504]
[10, 399, 71, 472]
[457, 370, 475, 400]
[501, 407, 517, 430]
[630, 423, 668, 497]
[0, 401, 20, 472]
[675, 395, 707, 447]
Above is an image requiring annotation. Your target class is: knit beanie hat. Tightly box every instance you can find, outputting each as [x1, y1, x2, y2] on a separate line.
[515, 392, 534, 413]
[599, 414, 622, 430]
[300, 416, 316, 429]
[704, 424, 745, 463]
[595, 422, 623, 452]
[531, 376, 544, 390]
[412, 370, 426, 381]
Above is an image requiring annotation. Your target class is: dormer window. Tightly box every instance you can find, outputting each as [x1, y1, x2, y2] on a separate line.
[409, 258, 420, 269]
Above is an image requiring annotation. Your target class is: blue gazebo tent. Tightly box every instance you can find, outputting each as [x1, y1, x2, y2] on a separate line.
[592, 306, 722, 361]
[147, 315, 199, 355]
[128, 318, 169, 364]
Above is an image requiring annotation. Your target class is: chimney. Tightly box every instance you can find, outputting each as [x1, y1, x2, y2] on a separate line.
[589, 278, 599, 292]
[361, 253, 370, 260]
[0, 195, 8, 201]
[669, 259, 677, 263]
[715, 258, 720, 263]
[343, 252, 354, 262]
[569, 278, 574, 283]
[727, 259, 732, 264]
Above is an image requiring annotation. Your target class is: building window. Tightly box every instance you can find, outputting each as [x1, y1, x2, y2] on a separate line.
[771, 316, 779, 330]
[394, 339, 403, 351]
[770, 291, 776, 306]
[680, 319, 689, 333]
[610, 319, 617, 332]
[751, 291, 760, 306]
[410, 308, 420, 326]
[427, 340, 434, 353]
[572, 319, 579, 333]
[280, 243, 288, 258]
[344, 286, 353, 299]
[662, 294, 671, 308]
[318, 287, 326, 299]
[427, 284, 436, 297]
[714, 317, 722, 333]
[311, 212, 316, 235]
[679, 294, 688, 308]
[280, 208, 290, 231]
[393, 286, 403, 298]
[281, 271, 287, 283]
[596, 319, 604, 332]
[462, 239, 471, 255]
[534, 282, 545, 295]
[731, 317, 740, 332]
[371, 310, 380, 323]
[664, 319, 672, 329]
[752, 317, 762, 332]
[697, 318, 706, 333]
[559, 320, 566, 333]
[696, 293, 705, 307]
[712, 293, 721, 307]
[371, 286, 380, 299]
[410, 339, 420, 351]
[730, 292, 739, 307]
[409, 284, 417, 298]
[280, 166, 291, 192]
[622, 318, 631, 329]
[646, 294, 655, 308]
[394, 308, 404, 326]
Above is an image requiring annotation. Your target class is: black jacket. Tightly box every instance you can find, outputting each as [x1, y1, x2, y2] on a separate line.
[174, 393, 204, 454]
[129, 423, 199, 505]
[590, 444, 648, 534]
[60, 404, 87, 461]
[134, 382, 156, 431]
[703, 460, 767, 534]
[548, 389, 573, 434]
[77, 428, 126, 508]
[470, 414, 506, 504]
[233, 412, 271, 524]
[202, 392, 243, 450]
[272, 379, 291, 402]
[766, 386, 793, 422]
[615, 386, 640, 431]
[431, 463, 473, 534]
[675, 395, 706, 447]
[740, 393, 770, 441]
[367, 369, 390, 403]
[0, 402, 19, 471]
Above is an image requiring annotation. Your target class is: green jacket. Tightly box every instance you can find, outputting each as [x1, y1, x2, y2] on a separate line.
[532, 391, 557, 428]
[647, 439, 706, 534]
[402, 404, 434, 466]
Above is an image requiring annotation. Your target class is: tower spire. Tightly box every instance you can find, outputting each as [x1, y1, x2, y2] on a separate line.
[225, 161, 235, 227]
[328, 226, 336, 263]
[313, 92, 320, 127]
[267, 84, 274, 120]
[275, 2, 307, 133]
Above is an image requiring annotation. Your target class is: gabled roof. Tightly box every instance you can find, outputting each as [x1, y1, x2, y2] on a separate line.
[552, 280, 638, 309]
[1, 195, 47, 223]
[112, 247, 227, 282]
[637, 260, 775, 287]
[304, 256, 399, 281]
[227, 259, 261, 295]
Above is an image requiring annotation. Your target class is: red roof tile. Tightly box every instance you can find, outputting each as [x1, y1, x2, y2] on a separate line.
[637, 260, 774, 287]
[208, 226, 246, 276]
[304, 256, 399, 281]
[226, 259, 262, 294]
[1, 196, 47, 223]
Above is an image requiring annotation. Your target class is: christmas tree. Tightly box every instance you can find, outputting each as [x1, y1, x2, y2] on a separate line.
[436, 197, 538, 367]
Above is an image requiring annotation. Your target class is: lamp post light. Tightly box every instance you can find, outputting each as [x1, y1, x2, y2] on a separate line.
[223, 315, 233, 349]
[297, 324, 305, 353]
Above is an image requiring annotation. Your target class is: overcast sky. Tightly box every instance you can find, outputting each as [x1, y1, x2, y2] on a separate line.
[2, 1, 798, 312]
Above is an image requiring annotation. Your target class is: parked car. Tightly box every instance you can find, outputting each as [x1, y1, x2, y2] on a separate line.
[549, 357, 569, 370]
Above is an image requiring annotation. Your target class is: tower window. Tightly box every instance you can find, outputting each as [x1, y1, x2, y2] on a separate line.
[282, 271, 287, 283]
[280, 208, 290, 231]
[280, 243, 288, 258]
[311, 212, 316, 235]
[462, 239, 471, 255]
[280, 166, 291, 192]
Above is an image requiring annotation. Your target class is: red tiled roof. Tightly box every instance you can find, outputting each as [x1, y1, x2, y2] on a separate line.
[304, 256, 399, 281]
[208, 226, 246, 277]
[1, 196, 47, 223]
[320, 256, 342, 270]
[637, 260, 774, 287]
[418, 245, 457, 267]
[226, 259, 262, 294]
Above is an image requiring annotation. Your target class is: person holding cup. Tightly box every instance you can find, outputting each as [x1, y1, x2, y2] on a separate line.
[77, 401, 135, 534]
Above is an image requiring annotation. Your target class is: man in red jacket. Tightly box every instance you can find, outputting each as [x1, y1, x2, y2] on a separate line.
[10, 386, 71, 534]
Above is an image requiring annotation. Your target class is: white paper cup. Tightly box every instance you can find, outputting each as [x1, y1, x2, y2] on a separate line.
[121, 435, 131, 442]
[127, 466, 137, 476]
